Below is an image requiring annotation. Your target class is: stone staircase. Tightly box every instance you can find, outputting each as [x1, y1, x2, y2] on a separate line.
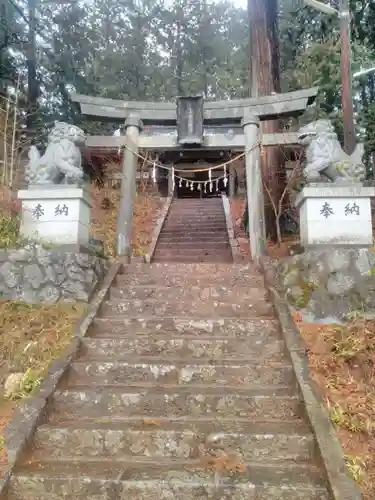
[153, 197, 233, 263]
[6, 262, 331, 499]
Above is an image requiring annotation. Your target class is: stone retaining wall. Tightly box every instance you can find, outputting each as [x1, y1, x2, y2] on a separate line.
[0, 245, 108, 304]
[276, 248, 375, 323]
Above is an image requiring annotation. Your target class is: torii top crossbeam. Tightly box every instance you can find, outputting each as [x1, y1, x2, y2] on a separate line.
[71, 87, 318, 153]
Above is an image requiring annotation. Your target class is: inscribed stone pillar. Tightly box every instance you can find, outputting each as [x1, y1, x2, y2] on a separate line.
[116, 115, 143, 260]
[242, 113, 266, 261]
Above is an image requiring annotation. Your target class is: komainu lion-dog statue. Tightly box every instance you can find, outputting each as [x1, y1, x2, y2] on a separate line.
[25, 121, 86, 185]
[297, 119, 365, 184]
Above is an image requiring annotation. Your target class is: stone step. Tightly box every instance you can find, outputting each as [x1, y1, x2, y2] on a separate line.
[165, 214, 226, 219]
[167, 208, 225, 217]
[152, 248, 232, 257]
[31, 421, 315, 462]
[169, 202, 223, 208]
[9, 460, 330, 500]
[151, 254, 234, 263]
[50, 386, 302, 421]
[79, 336, 285, 361]
[165, 209, 224, 214]
[164, 219, 227, 226]
[117, 269, 263, 286]
[117, 272, 263, 286]
[155, 241, 231, 250]
[99, 298, 273, 317]
[172, 198, 223, 203]
[161, 225, 227, 232]
[172, 195, 223, 201]
[109, 285, 267, 302]
[90, 317, 278, 337]
[156, 235, 230, 243]
[165, 215, 225, 220]
[160, 230, 230, 237]
[165, 215, 226, 221]
[168, 207, 223, 211]
[123, 263, 258, 275]
[67, 360, 294, 387]
[164, 220, 225, 225]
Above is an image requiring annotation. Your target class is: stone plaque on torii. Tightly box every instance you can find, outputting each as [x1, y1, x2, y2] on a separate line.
[71, 88, 318, 261]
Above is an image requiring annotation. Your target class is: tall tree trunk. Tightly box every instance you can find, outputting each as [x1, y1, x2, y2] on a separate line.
[176, 21, 183, 95]
[369, 74, 375, 103]
[361, 84, 368, 108]
[0, 0, 9, 94]
[201, 0, 209, 97]
[175, 1, 184, 96]
[247, 0, 284, 241]
[26, 0, 38, 139]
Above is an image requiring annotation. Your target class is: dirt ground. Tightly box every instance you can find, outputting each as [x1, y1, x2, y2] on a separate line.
[294, 309, 375, 497]
[230, 197, 299, 259]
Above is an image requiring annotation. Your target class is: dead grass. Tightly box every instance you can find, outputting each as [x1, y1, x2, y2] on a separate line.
[0, 301, 85, 386]
[0, 301, 84, 472]
[0, 188, 22, 249]
[229, 198, 250, 258]
[293, 312, 375, 498]
[90, 186, 163, 259]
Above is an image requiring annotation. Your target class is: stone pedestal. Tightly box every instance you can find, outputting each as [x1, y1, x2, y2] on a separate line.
[295, 183, 375, 247]
[17, 185, 92, 245]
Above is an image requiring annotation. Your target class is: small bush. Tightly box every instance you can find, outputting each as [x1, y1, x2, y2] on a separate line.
[0, 213, 21, 249]
[0, 188, 22, 249]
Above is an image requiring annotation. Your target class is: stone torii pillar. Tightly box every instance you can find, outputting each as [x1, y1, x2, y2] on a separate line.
[116, 115, 143, 261]
[242, 112, 266, 261]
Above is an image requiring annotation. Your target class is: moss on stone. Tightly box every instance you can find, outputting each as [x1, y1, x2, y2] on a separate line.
[335, 162, 345, 173]
[347, 289, 366, 311]
[281, 260, 320, 309]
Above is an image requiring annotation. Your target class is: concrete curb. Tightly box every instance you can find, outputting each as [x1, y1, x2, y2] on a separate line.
[145, 196, 172, 264]
[259, 256, 362, 500]
[0, 262, 121, 497]
[221, 195, 242, 263]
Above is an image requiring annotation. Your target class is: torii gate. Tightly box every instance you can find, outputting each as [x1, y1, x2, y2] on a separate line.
[71, 88, 318, 262]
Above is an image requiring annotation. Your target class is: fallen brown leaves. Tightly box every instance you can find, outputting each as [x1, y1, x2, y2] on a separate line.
[141, 419, 161, 427]
[294, 315, 375, 498]
[267, 235, 299, 259]
[229, 198, 300, 260]
[90, 186, 163, 259]
[201, 451, 246, 475]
